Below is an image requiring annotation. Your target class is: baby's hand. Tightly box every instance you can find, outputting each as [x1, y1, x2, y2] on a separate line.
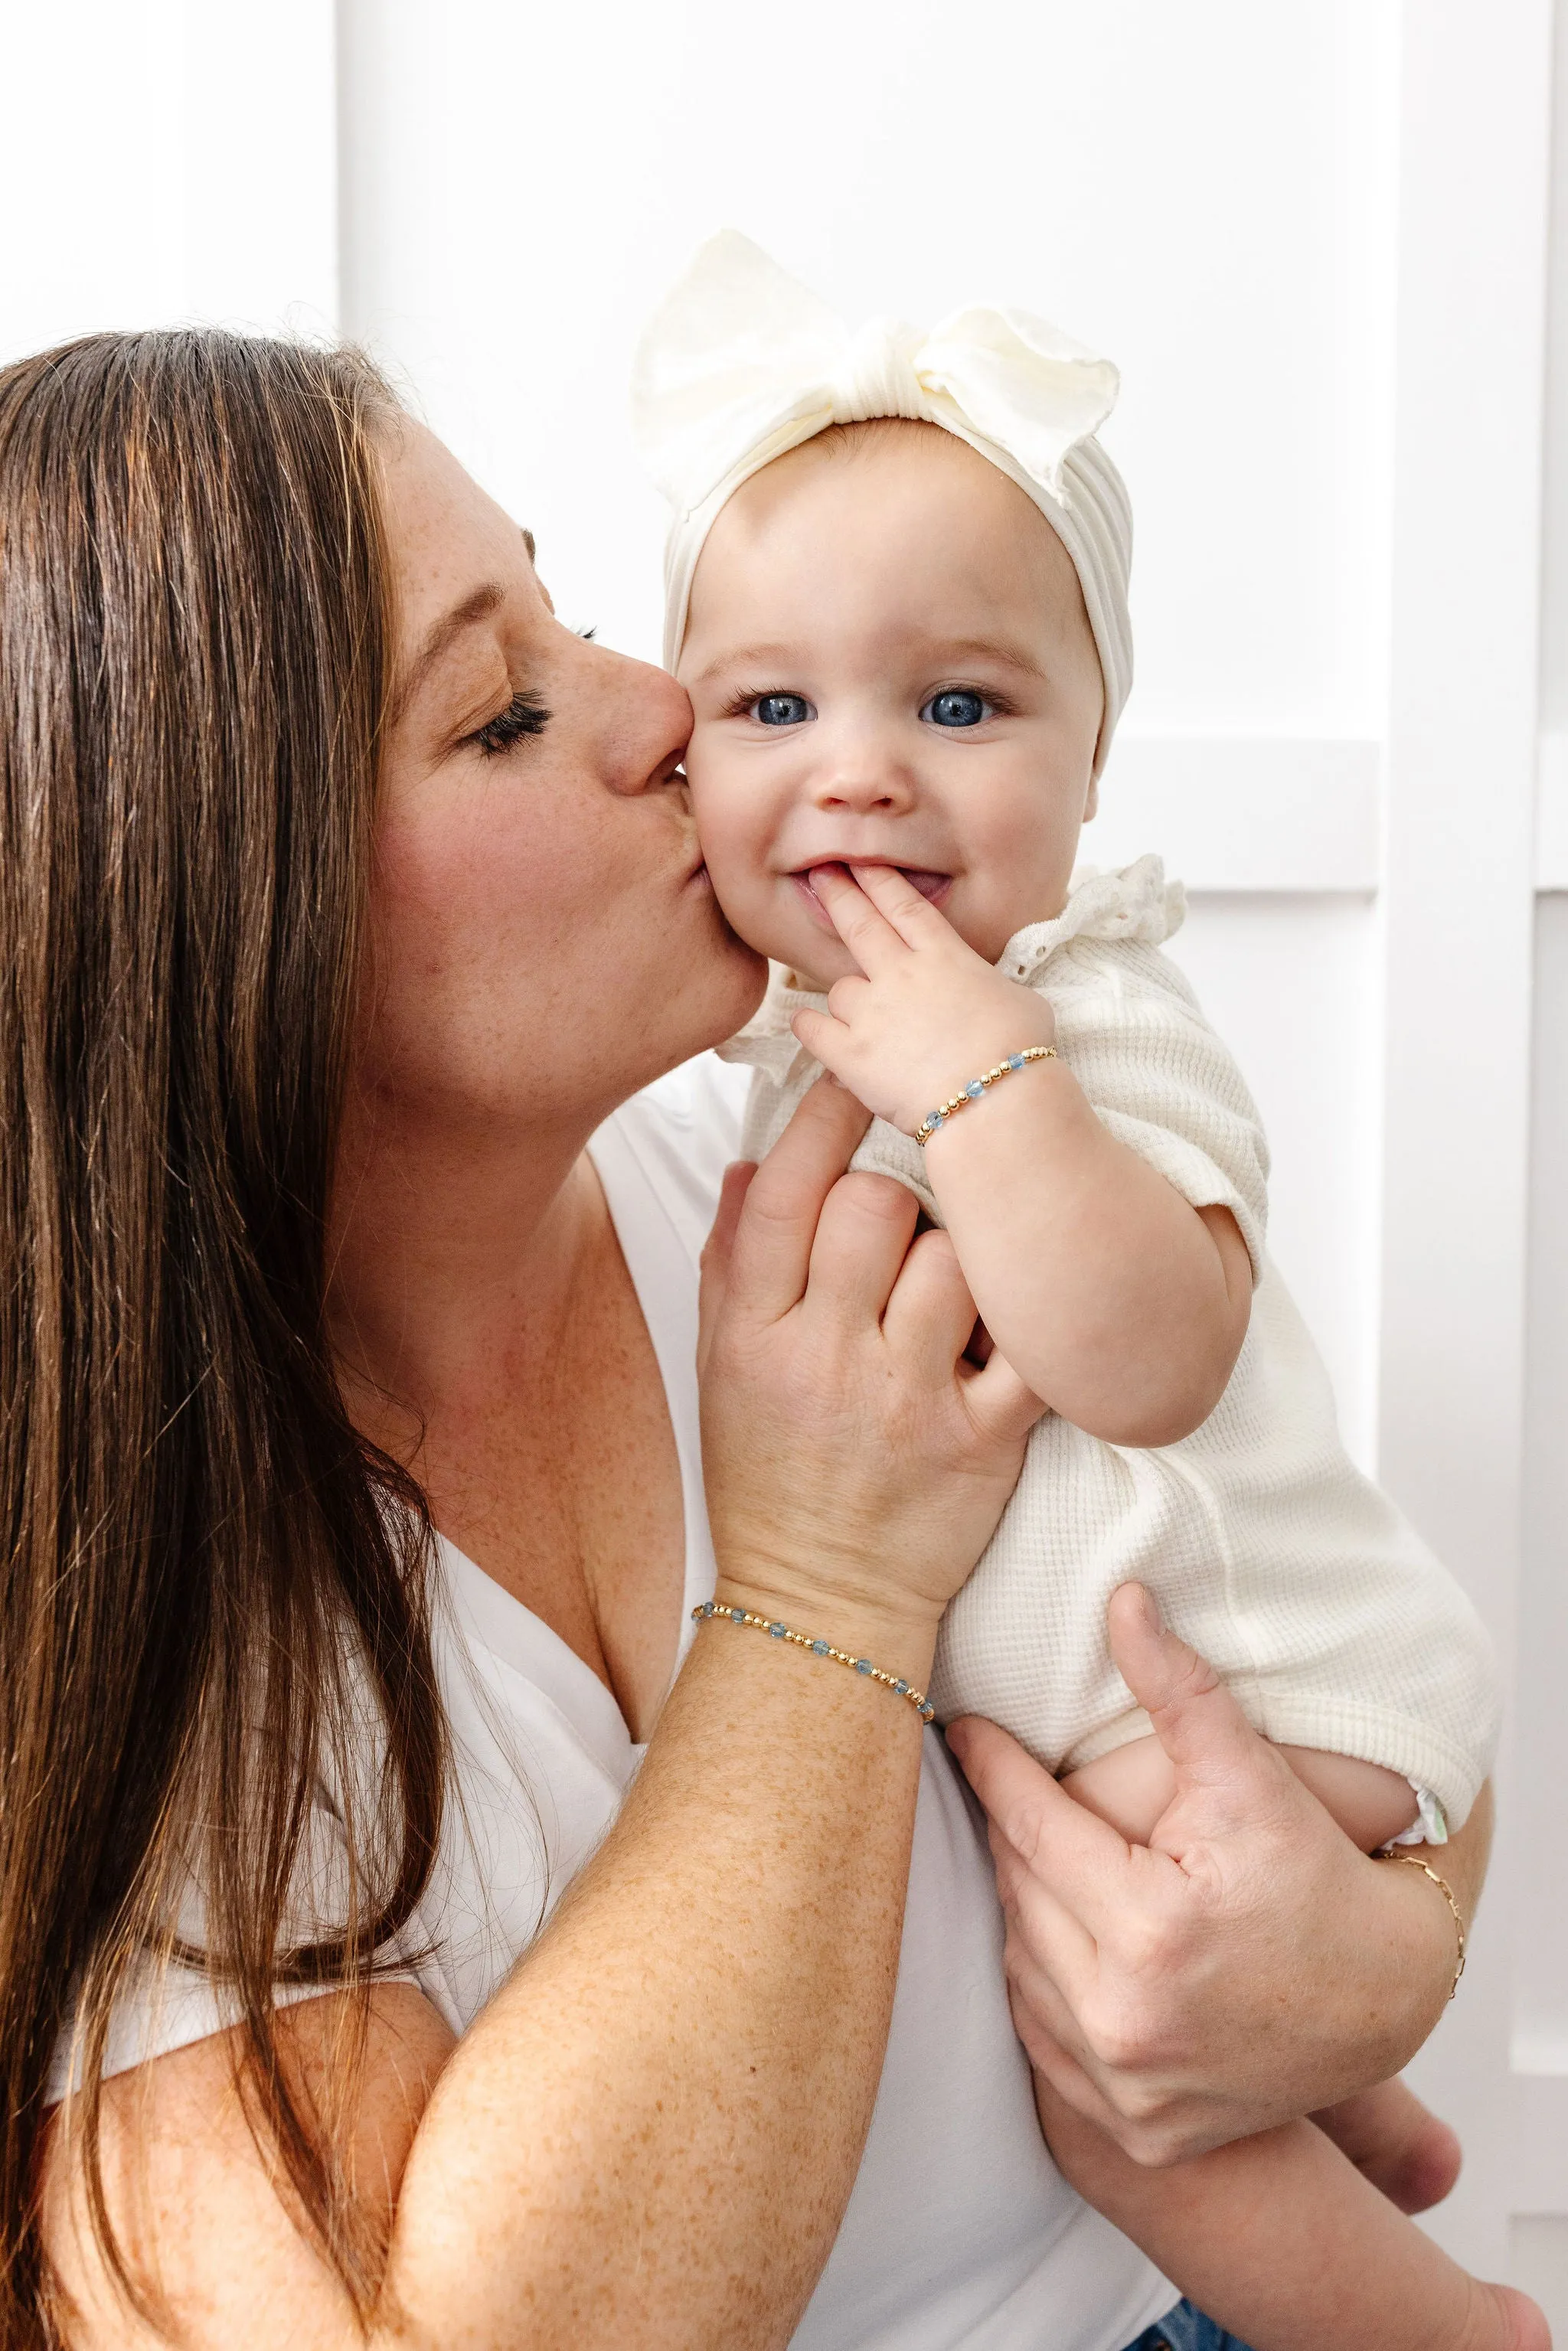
[790, 864, 1055, 1135]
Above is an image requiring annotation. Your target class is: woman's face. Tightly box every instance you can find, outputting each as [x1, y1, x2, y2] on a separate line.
[359, 422, 763, 1136]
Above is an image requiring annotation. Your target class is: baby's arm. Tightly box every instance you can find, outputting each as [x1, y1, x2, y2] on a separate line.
[926, 1055, 1250, 1443]
[792, 862, 1251, 1445]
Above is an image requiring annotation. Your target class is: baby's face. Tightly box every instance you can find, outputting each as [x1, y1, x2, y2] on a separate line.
[678, 420, 1105, 988]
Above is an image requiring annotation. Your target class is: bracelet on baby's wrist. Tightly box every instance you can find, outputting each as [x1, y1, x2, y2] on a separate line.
[913, 1044, 1057, 1147]
[691, 1601, 936, 1722]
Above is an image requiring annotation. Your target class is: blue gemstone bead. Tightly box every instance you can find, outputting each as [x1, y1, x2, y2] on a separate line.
[855, 1657, 873, 1674]
[929, 1109, 944, 1125]
[812, 1639, 828, 1654]
[965, 1079, 985, 1098]
[1009, 1053, 1026, 1069]
[701, 1601, 714, 1616]
[730, 1608, 746, 1622]
[769, 1621, 786, 1637]
[893, 1680, 908, 1696]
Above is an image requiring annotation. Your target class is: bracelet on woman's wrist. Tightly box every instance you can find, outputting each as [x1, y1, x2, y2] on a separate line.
[1374, 1847, 1467, 2002]
[692, 1601, 935, 1722]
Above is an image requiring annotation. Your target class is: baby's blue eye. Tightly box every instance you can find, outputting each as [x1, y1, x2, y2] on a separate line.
[752, 693, 815, 727]
[923, 690, 989, 728]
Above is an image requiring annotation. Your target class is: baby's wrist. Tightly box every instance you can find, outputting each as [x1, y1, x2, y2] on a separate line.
[917, 1037, 1080, 1164]
[897, 1007, 1057, 1139]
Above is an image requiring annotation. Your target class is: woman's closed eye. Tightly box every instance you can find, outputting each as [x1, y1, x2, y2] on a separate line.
[920, 688, 995, 729]
[467, 691, 552, 756]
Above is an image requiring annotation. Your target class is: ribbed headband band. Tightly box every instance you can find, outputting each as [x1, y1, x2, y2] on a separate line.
[631, 231, 1134, 774]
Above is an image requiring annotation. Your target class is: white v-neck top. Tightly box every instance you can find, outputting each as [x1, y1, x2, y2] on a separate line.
[55, 1055, 1170, 2350]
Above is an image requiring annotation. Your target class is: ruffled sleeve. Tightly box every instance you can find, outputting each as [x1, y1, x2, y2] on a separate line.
[1014, 857, 1270, 1278]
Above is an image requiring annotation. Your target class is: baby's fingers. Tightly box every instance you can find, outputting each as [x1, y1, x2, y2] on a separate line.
[806, 862, 910, 975]
[850, 859, 967, 952]
[791, 1005, 854, 1079]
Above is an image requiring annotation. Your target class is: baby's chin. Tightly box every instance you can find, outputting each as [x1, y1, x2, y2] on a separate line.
[706, 884, 853, 991]
[746, 939, 849, 994]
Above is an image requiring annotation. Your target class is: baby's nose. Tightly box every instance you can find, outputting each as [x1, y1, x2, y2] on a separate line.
[811, 749, 915, 815]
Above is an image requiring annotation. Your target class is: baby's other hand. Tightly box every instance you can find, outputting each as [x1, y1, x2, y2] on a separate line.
[790, 863, 1054, 1135]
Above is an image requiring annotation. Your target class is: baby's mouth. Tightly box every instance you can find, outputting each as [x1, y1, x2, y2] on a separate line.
[789, 862, 954, 929]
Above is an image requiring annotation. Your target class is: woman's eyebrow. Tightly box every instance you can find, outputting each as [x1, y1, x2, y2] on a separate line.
[391, 582, 508, 723]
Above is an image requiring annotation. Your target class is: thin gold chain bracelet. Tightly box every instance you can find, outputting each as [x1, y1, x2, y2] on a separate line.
[913, 1044, 1057, 1147]
[1374, 1847, 1467, 2001]
[691, 1601, 935, 1723]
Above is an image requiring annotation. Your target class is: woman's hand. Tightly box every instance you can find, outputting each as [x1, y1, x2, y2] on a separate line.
[947, 1584, 1480, 2167]
[699, 1075, 1044, 1676]
[787, 862, 1055, 1136]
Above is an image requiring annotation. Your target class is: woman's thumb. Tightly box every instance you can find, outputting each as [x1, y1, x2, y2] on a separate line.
[1106, 1582, 1269, 1791]
[697, 1161, 756, 1377]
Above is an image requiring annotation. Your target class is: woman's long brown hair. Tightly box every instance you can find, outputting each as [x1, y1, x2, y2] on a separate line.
[0, 331, 445, 2338]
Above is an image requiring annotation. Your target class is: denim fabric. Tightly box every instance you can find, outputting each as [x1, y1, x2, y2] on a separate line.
[1119, 2301, 1259, 2351]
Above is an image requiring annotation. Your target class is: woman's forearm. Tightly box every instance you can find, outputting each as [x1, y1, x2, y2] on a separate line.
[381, 1616, 933, 2351]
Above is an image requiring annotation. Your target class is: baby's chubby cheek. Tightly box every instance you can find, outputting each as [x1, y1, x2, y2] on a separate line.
[687, 754, 799, 964]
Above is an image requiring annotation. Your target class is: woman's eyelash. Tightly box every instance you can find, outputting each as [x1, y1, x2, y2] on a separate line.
[468, 692, 552, 756]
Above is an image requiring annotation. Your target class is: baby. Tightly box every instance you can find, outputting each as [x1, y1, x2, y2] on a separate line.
[635, 234, 1537, 2351]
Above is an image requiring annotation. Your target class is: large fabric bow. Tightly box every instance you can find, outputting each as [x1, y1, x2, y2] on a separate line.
[630, 230, 1133, 760]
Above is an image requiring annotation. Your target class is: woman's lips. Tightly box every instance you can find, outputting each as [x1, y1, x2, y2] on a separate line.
[789, 863, 953, 930]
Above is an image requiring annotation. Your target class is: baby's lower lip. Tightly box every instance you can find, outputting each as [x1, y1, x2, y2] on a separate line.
[788, 864, 953, 929]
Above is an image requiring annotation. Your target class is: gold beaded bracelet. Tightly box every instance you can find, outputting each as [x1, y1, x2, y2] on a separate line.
[913, 1044, 1057, 1147]
[1374, 1848, 1468, 2001]
[691, 1601, 936, 1722]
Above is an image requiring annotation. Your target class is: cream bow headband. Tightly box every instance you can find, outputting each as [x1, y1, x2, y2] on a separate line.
[631, 230, 1134, 772]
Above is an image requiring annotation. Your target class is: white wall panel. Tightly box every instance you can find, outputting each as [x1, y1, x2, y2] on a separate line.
[338, 0, 1401, 731]
[0, 0, 186, 360]
[1165, 895, 1380, 1469]
[1515, 897, 1568, 2077]
[0, 0, 337, 366]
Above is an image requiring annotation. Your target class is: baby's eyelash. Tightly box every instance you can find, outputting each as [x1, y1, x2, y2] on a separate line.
[468, 691, 552, 756]
[717, 686, 776, 719]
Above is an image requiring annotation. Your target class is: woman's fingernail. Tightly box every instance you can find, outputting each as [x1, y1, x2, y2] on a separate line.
[1124, 1582, 1161, 1634]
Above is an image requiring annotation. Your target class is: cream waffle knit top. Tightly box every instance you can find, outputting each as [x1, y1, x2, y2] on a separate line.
[717, 857, 1499, 1825]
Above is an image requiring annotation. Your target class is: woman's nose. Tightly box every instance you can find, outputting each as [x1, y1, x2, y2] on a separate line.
[583, 637, 692, 796]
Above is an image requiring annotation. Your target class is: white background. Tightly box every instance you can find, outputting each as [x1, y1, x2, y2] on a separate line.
[5, 0, 1566, 2314]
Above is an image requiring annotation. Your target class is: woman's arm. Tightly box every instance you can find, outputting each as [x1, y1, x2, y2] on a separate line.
[948, 1582, 1486, 2168]
[43, 1083, 1041, 2351]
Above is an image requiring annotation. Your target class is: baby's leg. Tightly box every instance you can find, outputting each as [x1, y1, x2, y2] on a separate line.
[1040, 2074, 1544, 2351]
[1310, 2077, 1462, 2213]
[1064, 1734, 1459, 2210]
[1039, 1739, 1547, 2351]
[1060, 1731, 1418, 1852]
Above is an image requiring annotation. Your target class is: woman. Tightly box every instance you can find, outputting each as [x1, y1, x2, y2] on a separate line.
[2, 332, 1487, 2349]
